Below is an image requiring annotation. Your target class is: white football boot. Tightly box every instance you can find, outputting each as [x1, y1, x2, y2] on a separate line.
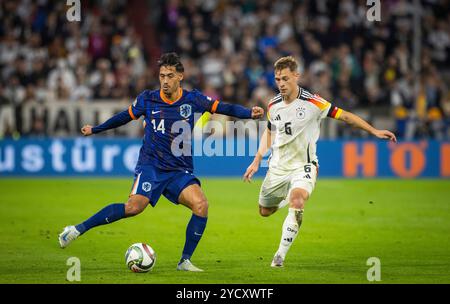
[58, 226, 80, 248]
[177, 259, 204, 272]
[271, 253, 284, 267]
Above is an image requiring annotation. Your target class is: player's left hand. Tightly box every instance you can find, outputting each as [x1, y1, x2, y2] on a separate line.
[251, 106, 264, 119]
[373, 129, 397, 142]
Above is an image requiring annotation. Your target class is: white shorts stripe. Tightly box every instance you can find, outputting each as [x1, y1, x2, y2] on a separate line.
[131, 172, 142, 195]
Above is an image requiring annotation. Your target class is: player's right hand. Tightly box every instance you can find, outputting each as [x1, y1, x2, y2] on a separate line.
[243, 161, 259, 183]
[251, 106, 264, 119]
[81, 125, 93, 136]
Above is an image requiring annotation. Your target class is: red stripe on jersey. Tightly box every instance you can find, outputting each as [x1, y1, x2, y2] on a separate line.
[307, 98, 328, 110]
[312, 94, 328, 104]
[268, 99, 281, 111]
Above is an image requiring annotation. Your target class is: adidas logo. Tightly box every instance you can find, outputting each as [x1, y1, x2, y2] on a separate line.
[284, 238, 293, 242]
[274, 114, 281, 121]
[303, 174, 311, 179]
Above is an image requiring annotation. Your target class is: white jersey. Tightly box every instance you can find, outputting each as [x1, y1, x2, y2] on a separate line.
[266, 87, 342, 173]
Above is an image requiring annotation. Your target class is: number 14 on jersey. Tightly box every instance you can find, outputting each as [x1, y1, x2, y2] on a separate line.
[151, 119, 165, 134]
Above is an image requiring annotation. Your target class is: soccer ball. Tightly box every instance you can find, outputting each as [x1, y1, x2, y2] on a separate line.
[125, 243, 156, 273]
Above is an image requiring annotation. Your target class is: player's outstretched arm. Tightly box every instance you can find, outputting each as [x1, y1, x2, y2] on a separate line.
[338, 110, 397, 142]
[81, 108, 134, 136]
[243, 126, 272, 182]
[214, 102, 264, 119]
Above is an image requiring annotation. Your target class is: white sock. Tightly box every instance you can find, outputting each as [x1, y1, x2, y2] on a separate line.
[277, 208, 304, 259]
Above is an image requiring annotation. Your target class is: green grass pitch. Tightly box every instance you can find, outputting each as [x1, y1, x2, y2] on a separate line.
[0, 178, 449, 284]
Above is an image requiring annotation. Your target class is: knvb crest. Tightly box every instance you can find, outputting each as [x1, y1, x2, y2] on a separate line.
[180, 104, 192, 118]
[142, 182, 152, 192]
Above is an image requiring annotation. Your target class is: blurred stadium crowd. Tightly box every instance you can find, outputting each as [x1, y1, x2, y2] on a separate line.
[0, 0, 449, 139]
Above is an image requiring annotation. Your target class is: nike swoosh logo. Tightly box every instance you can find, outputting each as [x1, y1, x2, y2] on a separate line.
[194, 232, 202, 236]
[152, 110, 161, 114]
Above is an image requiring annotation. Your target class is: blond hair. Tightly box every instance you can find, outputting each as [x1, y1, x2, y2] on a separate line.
[274, 56, 299, 72]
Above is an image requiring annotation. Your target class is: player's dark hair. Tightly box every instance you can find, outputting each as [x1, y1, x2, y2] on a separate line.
[157, 52, 184, 73]
[274, 56, 299, 72]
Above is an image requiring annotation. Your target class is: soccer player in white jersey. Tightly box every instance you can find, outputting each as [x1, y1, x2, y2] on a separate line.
[243, 56, 397, 267]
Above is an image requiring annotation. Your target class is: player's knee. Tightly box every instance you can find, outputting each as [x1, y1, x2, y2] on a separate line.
[259, 206, 275, 217]
[125, 203, 143, 217]
[192, 197, 208, 217]
[259, 210, 271, 217]
[290, 197, 307, 209]
[125, 197, 148, 217]
[290, 197, 305, 209]
[289, 189, 309, 209]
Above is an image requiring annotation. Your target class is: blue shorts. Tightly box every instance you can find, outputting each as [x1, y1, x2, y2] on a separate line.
[129, 165, 201, 207]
